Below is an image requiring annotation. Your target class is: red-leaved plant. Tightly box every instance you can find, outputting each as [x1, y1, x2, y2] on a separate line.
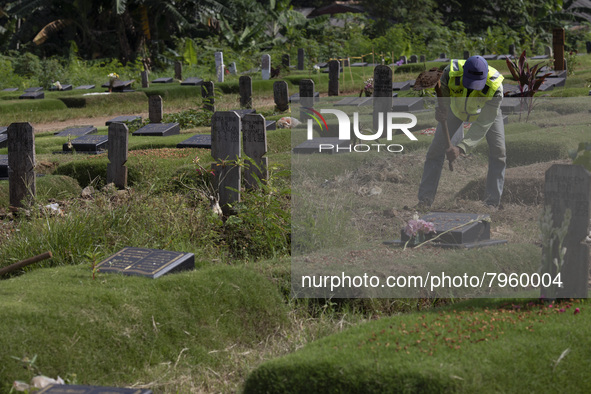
[506, 50, 552, 122]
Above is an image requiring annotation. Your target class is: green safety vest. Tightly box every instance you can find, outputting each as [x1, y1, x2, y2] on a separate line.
[447, 59, 503, 122]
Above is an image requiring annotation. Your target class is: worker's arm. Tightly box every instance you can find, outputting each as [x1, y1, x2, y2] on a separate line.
[456, 87, 503, 154]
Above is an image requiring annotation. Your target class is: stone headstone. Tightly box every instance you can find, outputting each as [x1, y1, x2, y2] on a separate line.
[149, 95, 163, 123]
[132, 123, 180, 136]
[543, 164, 590, 298]
[399, 56, 407, 64]
[176, 134, 212, 149]
[106, 123, 128, 188]
[63, 134, 108, 153]
[273, 81, 289, 112]
[75, 85, 95, 90]
[0, 154, 8, 178]
[299, 79, 315, 121]
[215, 51, 224, 82]
[242, 114, 268, 189]
[509, 44, 516, 56]
[96, 247, 194, 279]
[228, 62, 237, 75]
[141, 70, 149, 88]
[239, 76, 252, 109]
[328, 60, 340, 96]
[463, 50, 470, 60]
[397, 212, 506, 248]
[293, 137, 351, 154]
[587, 41, 591, 54]
[544, 45, 553, 57]
[553, 28, 565, 71]
[105, 115, 141, 126]
[373, 65, 392, 131]
[152, 77, 173, 84]
[211, 111, 241, 209]
[232, 109, 256, 118]
[409, 55, 418, 63]
[8, 123, 35, 207]
[174, 61, 183, 80]
[282, 54, 290, 68]
[19, 91, 44, 99]
[261, 54, 271, 80]
[297, 48, 305, 70]
[202, 81, 215, 112]
[439, 53, 446, 59]
[54, 126, 97, 138]
[351, 62, 368, 67]
[181, 77, 203, 86]
[420, 55, 426, 63]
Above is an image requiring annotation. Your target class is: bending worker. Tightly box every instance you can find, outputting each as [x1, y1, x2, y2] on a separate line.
[418, 55, 506, 208]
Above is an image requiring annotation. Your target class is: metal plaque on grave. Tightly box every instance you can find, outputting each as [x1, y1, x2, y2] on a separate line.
[152, 77, 173, 83]
[293, 138, 351, 154]
[132, 122, 180, 136]
[0, 154, 8, 178]
[96, 247, 194, 279]
[19, 91, 44, 99]
[75, 85, 96, 90]
[177, 134, 212, 149]
[37, 384, 152, 393]
[0, 134, 6, 148]
[54, 126, 97, 138]
[106, 115, 141, 125]
[392, 97, 424, 112]
[398, 212, 507, 248]
[63, 134, 108, 152]
[181, 77, 203, 86]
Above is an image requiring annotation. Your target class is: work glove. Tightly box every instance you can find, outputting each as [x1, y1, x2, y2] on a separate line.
[446, 146, 462, 163]
[435, 105, 447, 123]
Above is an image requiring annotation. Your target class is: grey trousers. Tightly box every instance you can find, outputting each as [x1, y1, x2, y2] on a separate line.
[417, 110, 506, 206]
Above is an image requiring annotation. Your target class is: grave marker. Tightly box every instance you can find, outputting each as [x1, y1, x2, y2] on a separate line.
[62, 134, 108, 153]
[25, 87, 43, 92]
[587, 41, 591, 54]
[19, 91, 44, 99]
[373, 65, 392, 131]
[141, 70, 149, 88]
[177, 134, 212, 149]
[409, 55, 417, 63]
[174, 61, 183, 80]
[106, 122, 128, 189]
[181, 77, 203, 86]
[273, 81, 289, 112]
[297, 48, 305, 70]
[2, 88, 18, 92]
[299, 79, 315, 121]
[553, 28, 565, 71]
[75, 85, 95, 90]
[152, 77, 173, 84]
[0, 134, 6, 148]
[328, 60, 340, 96]
[202, 81, 215, 112]
[239, 76, 252, 109]
[463, 50, 470, 60]
[399, 56, 407, 64]
[149, 95, 163, 123]
[228, 62, 237, 75]
[420, 55, 426, 63]
[543, 164, 590, 298]
[282, 54, 290, 68]
[0, 126, 7, 134]
[96, 247, 194, 279]
[215, 52, 224, 82]
[211, 111, 241, 210]
[8, 123, 35, 207]
[132, 123, 180, 137]
[262, 54, 271, 80]
[509, 44, 516, 56]
[0, 154, 7, 178]
[544, 45, 553, 58]
[392, 97, 424, 112]
[106, 115, 141, 126]
[54, 126, 97, 138]
[242, 114, 268, 189]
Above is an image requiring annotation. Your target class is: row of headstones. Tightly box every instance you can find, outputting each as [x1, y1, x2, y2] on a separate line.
[201, 77, 290, 112]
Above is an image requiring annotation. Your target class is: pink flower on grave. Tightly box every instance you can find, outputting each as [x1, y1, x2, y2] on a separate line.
[574, 308, 580, 315]
[404, 219, 436, 238]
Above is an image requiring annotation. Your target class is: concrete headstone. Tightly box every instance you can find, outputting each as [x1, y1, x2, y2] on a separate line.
[107, 122, 128, 189]
[239, 76, 252, 109]
[273, 81, 289, 112]
[262, 54, 271, 80]
[8, 123, 35, 207]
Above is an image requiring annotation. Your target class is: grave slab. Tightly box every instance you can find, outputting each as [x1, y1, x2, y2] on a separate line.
[54, 126, 97, 138]
[351, 62, 368, 67]
[500, 98, 523, 114]
[538, 70, 567, 79]
[392, 80, 412, 91]
[62, 134, 108, 153]
[496, 54, 514, 60]
[531, 55, 550, 59]
[289, 92, 320, 103]
[37, 384, 152, 394]
[482, 55, 498, 60]
[293, 138, 351, 154]
[106, 115, 141, 125]
[101, 80, 134, 91]
[75, 85, 96, 90]
[132, 122, 180, 136]
[177, 134, 212, 149]
[181, 77, 203, 86]
[152, 77, 173, 83]
[2, 88, 18, 92]
[96, 247, 194, 279]
[49, 84, 73, 91]
[392, 97, 424, 112]
[0, 126, 7, 134]
[334, 97, 373, 107]
[25, 87, 43, 92]
[0, 134, 6, 149]
[0, 154, 7, 179]
[231, 109, 257, 118]
[388, 212, 506, 249]
[266, 120, 277, 130]
[19, 91, 44, 99]
[315, 62, 328, 68]
[432, 58, 450, 62]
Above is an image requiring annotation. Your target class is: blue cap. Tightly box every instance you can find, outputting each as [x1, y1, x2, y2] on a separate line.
[463, 56, 488, 90]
